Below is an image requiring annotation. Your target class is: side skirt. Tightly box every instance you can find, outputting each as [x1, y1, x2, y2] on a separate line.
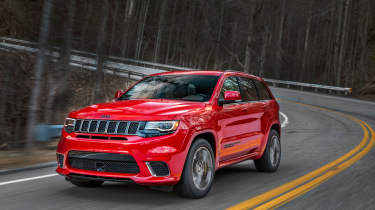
[218, 152, 258, 169]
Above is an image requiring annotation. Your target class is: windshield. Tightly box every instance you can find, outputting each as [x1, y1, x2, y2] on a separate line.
[119, 75, 220, 102]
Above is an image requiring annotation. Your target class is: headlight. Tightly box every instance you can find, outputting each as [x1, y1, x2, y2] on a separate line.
[144, 121, 179, 132]
[64, 118, 76, 133]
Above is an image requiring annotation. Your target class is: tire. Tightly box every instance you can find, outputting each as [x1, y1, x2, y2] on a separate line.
[69, 179, 104, 188]
[254, 129, 281, 172]
[176, 138, 215, 198]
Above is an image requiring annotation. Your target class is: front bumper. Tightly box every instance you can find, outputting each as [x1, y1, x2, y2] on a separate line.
[56, 128, 189, 185]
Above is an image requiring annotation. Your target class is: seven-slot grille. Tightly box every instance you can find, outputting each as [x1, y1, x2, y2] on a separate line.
[74, 120, 140, 135]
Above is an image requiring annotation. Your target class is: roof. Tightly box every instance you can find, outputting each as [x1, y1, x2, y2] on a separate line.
[150, 70, 262, 81]
[150, 70, 224, 76]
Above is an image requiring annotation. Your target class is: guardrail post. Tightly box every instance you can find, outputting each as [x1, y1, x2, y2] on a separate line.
[329, 90, 332, 94]
[314, 88, 318, 92]
[287, 84, 290, 88]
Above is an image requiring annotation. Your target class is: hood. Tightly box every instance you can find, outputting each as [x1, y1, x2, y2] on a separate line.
[69, 99, 207, 121]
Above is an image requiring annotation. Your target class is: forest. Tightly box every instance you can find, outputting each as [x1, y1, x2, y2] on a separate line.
[0, 0, 374, 149]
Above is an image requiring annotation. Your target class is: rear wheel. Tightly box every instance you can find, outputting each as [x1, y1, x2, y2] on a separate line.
[69, 179, 104, 188]
[176, 138, 215, 198]
[254, 129, 281, 172]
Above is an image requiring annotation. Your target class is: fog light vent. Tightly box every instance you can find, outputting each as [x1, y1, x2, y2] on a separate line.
[57, 154, 64, 168]
[146, 161, 170, 177]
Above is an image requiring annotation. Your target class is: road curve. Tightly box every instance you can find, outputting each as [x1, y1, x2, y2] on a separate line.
[0, 87, 374, 210]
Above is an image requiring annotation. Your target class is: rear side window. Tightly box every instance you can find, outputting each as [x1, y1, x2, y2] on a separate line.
[254, 80, 272, 100]
[239, 77, 258, 102]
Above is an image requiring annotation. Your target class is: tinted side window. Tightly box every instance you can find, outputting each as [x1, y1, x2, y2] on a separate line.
[219, 76, 240, 100]
[239, 77, 258, 102]
[254, 80, 272, 100]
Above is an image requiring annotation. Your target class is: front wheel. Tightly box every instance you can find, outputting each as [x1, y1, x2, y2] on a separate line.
[254, 129, 281, 172]
[176, 138, 215, 198]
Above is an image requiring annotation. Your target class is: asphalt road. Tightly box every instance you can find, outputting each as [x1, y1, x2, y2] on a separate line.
[1, 87, 374, 210]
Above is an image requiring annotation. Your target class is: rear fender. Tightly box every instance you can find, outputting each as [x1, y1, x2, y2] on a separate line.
[254, 120, 280, 159]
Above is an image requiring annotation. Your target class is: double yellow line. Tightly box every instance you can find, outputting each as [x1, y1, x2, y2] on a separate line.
[228, 101, 375, 210]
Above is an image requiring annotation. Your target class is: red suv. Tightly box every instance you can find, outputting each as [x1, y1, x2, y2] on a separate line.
[56, 71, 281, 198]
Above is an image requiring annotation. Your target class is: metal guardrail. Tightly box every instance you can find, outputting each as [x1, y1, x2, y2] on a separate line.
[0, 37, 353, 140]
[264, 79, 352, 95]
[1, 37, 193, 71]
[0, 37, 187, 77]
[1, 36, 352, 95]
[0, 37, 157, 81]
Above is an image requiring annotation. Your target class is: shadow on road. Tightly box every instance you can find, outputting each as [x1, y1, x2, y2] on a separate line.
[55, 161, 261, 205]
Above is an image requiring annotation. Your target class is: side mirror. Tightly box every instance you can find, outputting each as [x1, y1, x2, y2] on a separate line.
[218, 91, 242, 106]
[224, 91, 241, 101]
[114, 90, 124, 99]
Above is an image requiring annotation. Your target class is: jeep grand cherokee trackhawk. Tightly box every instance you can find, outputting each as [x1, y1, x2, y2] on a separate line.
[56, 70, 281, 198]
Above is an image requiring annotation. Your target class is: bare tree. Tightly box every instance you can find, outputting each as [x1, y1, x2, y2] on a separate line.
[336, 0, 352, 86]
[120, 0, 135, 58]
[109, 0, 120, 56]
[93, 0, 109, 103]
[300, 0, 314, 82]
[259, 29, 271, 77]
[275, 0, 287, 79]
[358, 0, 371, 86]
[214, 1, 224, 69]
[135, 0, 150, 60]
[244, 4, 256, 73]
[79, 1, 93, 50]
[333, 1, 344, 85]
[165, 0, 178, 64]
[25, 0, 54, 152]
[45, 0, 76, 123]
[153, 0, 167, 63]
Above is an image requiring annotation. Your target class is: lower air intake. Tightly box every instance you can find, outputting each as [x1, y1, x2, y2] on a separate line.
[57, 154, 64, 168]
[146, 161, 170, 177]
[68, 151, 139, 174]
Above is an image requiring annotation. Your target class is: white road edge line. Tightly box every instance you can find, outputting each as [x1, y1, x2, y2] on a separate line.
[0, 174, 58, 186]
[280, 111, 289, 128]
